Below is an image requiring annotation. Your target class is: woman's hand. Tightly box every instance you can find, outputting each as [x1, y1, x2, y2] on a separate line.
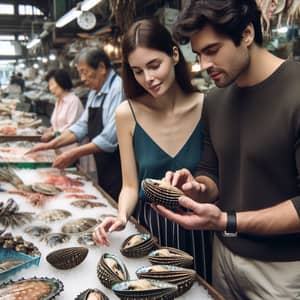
[92, 216, 127, 246]
[40, 132, 55, 143]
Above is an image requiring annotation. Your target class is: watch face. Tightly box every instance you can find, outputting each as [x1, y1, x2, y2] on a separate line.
[77, 11, 96, 30]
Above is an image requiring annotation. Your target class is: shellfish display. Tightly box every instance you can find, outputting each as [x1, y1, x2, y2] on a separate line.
[61, 218, 97, 234]
[97, 253, 129, 289]
[75, 288, 109, 300]
[44, 175, 84, 187]
[112, 279, 177, 300]
[0, 232, 41, 256]
[46, 246, 88, 270]
[42, 232, 71, 247]
[71, 200, 107, 209]
[0, 198, 33, 228]
[141, 178, 184, 209]
[0, 276, 64, 300]
[37, 209, 72, 222]
[136, 265, 196, 296]
[65, 193, 97, 200]
[77, 231, 96, 247]
[31, 183, 62, 195]
[0, 259, 25, 273]
[120, 233, 156, 258]
[148, 247, 194, 267]
[24, 225, 52, 238]
[0, 167, 24, 188]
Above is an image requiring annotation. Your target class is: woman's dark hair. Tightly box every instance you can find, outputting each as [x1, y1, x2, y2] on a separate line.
[122, 19, 197, 99]
[75, 47, 111, 70]
[173, 0, 263, 46]
[46, 69, 73, 90]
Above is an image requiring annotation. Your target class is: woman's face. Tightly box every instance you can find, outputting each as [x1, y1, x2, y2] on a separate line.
[48, 78, 65, 98]
[128, 46, 178, 98]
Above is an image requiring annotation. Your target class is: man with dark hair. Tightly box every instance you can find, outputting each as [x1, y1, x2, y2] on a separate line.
[29, 47, 123, 200]
[153, 1, 300, 299]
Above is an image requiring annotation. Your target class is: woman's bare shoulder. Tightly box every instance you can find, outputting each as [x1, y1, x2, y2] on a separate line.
[115, 100, 138, 130]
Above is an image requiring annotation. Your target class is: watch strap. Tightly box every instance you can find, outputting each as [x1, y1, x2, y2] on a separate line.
[223, 211, 238, 237]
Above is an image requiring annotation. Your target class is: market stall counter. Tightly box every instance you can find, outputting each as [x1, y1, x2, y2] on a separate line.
[0, 168, 224, 300]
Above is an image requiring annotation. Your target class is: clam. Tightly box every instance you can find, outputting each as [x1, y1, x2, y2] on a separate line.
[148, 247, 194, 267]
[77, 231, 96, 247]
[46, 246, 88, 269]
[136, 265, 196, 296]
[31, 183, 62, 195]
[120, 233, 156, 258]
[141, 178, 184, 209]
[42, 232, 71, 247]
[112, 279, 177, 300]
[75, 288, 109, 300]
[71, 200, 107, 209]
[97, 253, 129, 289]
[0, 276, 64, 299]
[37, 209, 71, 222]
[61, 218, 97, 234]
[24, 225, 51, 238]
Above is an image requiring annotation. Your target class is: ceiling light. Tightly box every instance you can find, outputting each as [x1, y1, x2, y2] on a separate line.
[49, 54, 56, 61]
[26, 38, 41, 49]
[56, 7, 82, 28]
[81, 0, 103, 11]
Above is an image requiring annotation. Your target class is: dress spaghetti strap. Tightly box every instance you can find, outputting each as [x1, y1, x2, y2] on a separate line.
[127, 100, 138, 123]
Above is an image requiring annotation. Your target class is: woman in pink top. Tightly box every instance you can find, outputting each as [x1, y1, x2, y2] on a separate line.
[41, 69, 83, 148]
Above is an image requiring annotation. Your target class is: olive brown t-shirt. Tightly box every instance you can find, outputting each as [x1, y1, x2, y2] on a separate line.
[198, 60, 300, 261]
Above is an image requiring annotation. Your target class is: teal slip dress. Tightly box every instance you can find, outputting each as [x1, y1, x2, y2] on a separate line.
[128, 100, 212, 282]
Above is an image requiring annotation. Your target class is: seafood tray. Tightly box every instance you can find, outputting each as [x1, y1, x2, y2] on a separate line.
[0, 135, 41, 142]
[0, 146, 57, 169]
[0, 247, 40, 281]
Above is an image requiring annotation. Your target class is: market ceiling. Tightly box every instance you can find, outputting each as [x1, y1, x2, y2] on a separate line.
[0, 0, 181, 55]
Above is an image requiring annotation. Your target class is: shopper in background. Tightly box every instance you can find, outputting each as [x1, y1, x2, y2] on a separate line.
[27, 48, 123, 200]
[16, 72, 25, 92]
[40, 69, 83, 146]
[92, 19, 212, 281]
[152, 1, 300, 299]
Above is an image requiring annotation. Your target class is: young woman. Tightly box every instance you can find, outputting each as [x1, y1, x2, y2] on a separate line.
[93, 19, 212, 281]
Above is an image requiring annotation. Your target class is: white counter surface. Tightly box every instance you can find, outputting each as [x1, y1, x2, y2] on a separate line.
[0, 168, 216, 300]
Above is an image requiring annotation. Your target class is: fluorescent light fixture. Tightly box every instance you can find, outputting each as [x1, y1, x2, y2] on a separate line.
[56, 7, 82, 28]
[81, 0, 103, 11]
[40, 30, 49, 39]
[26, 38, 41, 49]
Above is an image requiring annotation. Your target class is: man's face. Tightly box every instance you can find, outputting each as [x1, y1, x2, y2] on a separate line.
[77, 61, 106, 91]
[191, 25, 250, 88]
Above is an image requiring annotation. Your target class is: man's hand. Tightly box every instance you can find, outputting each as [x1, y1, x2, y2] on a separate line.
[152, 196, 226, 231]
[163, 168, 208, 202]
[40, 132, 55, 143]
[25, 143, 51, 155]
[52, 149, 79, 169]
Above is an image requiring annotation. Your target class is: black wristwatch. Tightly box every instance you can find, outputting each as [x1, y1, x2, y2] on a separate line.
[222, 211, 238, 237]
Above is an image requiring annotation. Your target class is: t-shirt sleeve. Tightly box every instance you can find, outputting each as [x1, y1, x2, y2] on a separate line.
[195, 97, 219, 185]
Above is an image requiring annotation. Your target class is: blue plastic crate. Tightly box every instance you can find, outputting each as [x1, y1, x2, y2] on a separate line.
[0, 247, 41, 281]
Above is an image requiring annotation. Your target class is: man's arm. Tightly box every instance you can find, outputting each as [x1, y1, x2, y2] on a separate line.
[153, 196, 300, 235]
[237, 199, 300, 235]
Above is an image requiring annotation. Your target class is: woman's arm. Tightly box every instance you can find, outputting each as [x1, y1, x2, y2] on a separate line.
[116, 101, 139, 221]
